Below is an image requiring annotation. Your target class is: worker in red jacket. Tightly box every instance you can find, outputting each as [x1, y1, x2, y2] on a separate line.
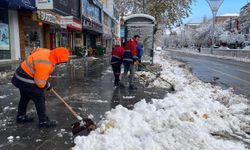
[111, 43, 125, 87]
[122, 35, 140, 89]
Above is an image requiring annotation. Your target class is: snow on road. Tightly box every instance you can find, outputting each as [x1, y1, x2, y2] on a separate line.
[73, 53, 250, 150]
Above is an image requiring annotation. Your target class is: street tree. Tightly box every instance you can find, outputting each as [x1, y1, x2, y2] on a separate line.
[114, 0, 193, 32]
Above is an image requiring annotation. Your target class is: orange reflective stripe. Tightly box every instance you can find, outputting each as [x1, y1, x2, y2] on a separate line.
[25, 59, 34, 74]
[34, 79, 47, 84]
[15, 72, 35, 84]
[25, 59, 52, 76]
[33, 60, 52, 65]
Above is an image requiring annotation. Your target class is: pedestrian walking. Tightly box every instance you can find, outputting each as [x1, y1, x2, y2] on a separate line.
[11, 47, 69, 128]
[122, 35, 140, 89]
[111, 43, 125, 87]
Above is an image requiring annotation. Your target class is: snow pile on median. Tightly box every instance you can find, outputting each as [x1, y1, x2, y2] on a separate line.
[168, 48, 250, 63]
[73, 53, 250, 150]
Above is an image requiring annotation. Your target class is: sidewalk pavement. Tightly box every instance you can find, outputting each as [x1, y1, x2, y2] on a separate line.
[0, 56, 170, 150]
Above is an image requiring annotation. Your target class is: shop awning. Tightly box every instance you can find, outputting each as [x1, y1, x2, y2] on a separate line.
[67, 20, 82, 32]
[0, 0, 36, 10]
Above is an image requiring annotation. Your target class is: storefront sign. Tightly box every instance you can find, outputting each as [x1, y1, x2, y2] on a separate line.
[36, 0, 53, 9]
[0, 23, 10, 50]
[67, 20, 82, 31]
[61, 16, 73, 25]
[37, 11, 59, 25]
[82, 17, 102, 33]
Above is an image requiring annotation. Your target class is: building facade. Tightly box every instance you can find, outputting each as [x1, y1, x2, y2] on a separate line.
[0, 0, 37, 60]
[0, 0, 120, 61]
[82, 0, 103, 56]
[239, 3, 250, 35]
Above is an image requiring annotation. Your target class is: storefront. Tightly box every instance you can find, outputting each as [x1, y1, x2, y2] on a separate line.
[0, 0, 36, 60]
[82, 0, 103, 56]
[19, 10, 63, 59]
[67, 20, 83, 55]
[19, 12, 44, 58]
[102, 10, 113, 55]
[52, 0, 82, 55]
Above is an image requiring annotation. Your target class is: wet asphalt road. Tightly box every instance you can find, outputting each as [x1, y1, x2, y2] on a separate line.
[168, 50, 250, 99]
[0, 56, 169, 150]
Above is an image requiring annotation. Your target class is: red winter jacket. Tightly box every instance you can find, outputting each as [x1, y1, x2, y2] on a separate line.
[125, 38, 138, 59]
[111, 46, 125, 65]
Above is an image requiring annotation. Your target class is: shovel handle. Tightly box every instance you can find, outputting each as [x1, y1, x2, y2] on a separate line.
[139, 63, 174, 86]
[135, 73, 146, 82]
[51, 88, 80, 120]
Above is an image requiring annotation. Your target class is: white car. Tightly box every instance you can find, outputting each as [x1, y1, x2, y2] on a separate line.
[155, 47, 162, 51]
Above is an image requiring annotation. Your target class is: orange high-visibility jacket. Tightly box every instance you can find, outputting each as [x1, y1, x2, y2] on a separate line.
[20, 47, 69, 88]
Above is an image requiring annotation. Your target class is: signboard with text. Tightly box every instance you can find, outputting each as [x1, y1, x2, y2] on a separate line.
[36, 0, 53, 9]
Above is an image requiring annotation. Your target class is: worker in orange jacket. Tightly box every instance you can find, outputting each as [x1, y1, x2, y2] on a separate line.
[11, 47, 69, 128]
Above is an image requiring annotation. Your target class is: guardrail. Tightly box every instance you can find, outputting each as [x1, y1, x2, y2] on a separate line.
[200, 48, 250, 59]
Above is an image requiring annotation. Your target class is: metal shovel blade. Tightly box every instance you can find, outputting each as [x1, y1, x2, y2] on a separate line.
[72, 118, 96, 136]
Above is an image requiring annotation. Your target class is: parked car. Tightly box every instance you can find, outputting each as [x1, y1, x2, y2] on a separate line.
[154, 47, 162, 54]
[155, 46, 162, 51]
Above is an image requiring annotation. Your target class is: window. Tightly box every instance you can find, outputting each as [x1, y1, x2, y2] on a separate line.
[0, 9, 10, 59]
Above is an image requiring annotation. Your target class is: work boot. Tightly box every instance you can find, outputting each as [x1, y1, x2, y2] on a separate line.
[114, 82, 125, 88]
[16, 115, 34, 123]
[129, 84, 137, 90]
[39, 118, 57, 128]
[114, 82, 119, 87]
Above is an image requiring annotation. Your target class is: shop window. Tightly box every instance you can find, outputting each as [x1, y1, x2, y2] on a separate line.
[0, 9, 10, 59]
[56, 32, 68, 48]
[23, 18, 43, 57]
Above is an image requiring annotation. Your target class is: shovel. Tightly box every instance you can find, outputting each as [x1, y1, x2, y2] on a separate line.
[135, 73, 150, 87]
[139, 63, 175, 91]
[51, 88, 96, 135]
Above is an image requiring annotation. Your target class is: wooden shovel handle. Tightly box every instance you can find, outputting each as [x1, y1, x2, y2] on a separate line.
[51, 88, 79, 119]
[139, 63, 174, 86]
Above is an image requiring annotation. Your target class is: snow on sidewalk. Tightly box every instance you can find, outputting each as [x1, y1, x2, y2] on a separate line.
[73, 53, 250, 150]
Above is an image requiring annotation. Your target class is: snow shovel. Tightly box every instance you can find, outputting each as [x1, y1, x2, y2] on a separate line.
[139, 63, 175, 91]
[51, 88, 96, 135]
[135, 73, 150, 87]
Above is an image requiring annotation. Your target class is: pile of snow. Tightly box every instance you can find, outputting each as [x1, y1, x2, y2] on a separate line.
[73, 52, 250, 150]
[0, 71, 14, 79]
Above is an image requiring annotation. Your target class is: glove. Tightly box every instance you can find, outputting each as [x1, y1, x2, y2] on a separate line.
[134, 60, 139, 65]
[133, 57, 138, 63]
[44, 82, 52, 91]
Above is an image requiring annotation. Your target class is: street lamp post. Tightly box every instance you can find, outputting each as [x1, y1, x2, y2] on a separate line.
[206, 0, 224, 54]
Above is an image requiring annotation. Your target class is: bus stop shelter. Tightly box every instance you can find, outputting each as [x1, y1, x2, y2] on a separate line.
[121, 14, 155, 64]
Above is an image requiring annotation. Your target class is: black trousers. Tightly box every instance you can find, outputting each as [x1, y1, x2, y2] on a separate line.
[111, 63, 121, 84]
[17, 89, 47, 122]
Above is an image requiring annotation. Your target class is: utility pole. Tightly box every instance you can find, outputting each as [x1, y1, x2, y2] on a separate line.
[143, 0, 145, 13]
[206, 0, 224, 54]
